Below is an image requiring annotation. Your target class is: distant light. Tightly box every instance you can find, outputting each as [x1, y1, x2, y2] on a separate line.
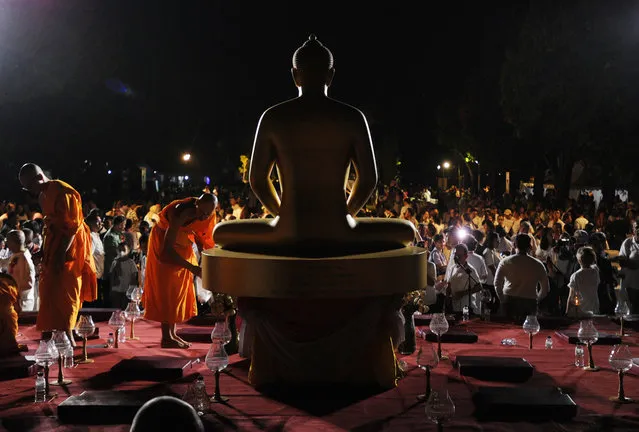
[153, 170, 157, 174]
[182, 153, 191, 162]
[204, 176, 211, 185]
[184, 175, 189, 181]
[443, 161, 451, 169]
[437, 164, 441, 170]
[107, 170, 112, 175]
[476, 160, 480, 164]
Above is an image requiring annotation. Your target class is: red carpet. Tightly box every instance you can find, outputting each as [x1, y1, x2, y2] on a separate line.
[1, 317, 639, 431]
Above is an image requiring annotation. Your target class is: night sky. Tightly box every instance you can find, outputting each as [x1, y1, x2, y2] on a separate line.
[0, 0, 528, 186]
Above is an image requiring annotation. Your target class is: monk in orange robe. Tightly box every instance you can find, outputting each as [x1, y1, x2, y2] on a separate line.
[143, 194, 217, 348]
[19, 163, 97, 346]
[0, 274, 20, 356]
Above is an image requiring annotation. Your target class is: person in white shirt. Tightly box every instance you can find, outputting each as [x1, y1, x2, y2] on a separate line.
[614, 218, 639, 313]
[429, 234, 448, 276]
[85, 213, 106, 307]
[445, 244, 482, 313]
[422, 252, 438, 307]
[535, 227, 555, 263]
[463, 235, 490, 313]
[86, 214, 105, 280]
[495, 226, 514, 255]
[230, 195, 248, 220]
[399, 197, 412, 220]
[494, 234, 549, 321]
[518, 221, 537, 252]
[109, 243, 139, 310]
[574, 211, 589, 231]
[471, 209, 484, 231]
[482, 231, 502, 312]
[463, 236, 488, 284]
[0, 230, 35, 311]
[547, 210, 565, 230]
[501, 209, 515, 236]
[566, 246, 600, 316]
[511, 211, 522, 237]
[0, 235, 10, 261]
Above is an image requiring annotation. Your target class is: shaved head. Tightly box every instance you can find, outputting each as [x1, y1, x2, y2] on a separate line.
[196, 193, 217, 219]
[18, 163, 48, 194]
[131, 396, 204, 432]
[7, 230, 25, 246]
[19, 163, 43, 180]
[197, 193, 216, 205]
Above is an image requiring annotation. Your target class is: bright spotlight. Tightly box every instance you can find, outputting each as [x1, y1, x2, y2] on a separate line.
[456, 228, 469, 240]
[184, 175, 189, 181]
[107, 170, 112, 175]
[443, 161, 451, 169]
[437, 164, 441, 170]
[182, 153, 191, 162]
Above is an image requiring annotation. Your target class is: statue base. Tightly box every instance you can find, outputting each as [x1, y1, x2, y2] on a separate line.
[202, 246, 427, 298]
[202, 245, 427, 389]
[240, 296, 400, 389]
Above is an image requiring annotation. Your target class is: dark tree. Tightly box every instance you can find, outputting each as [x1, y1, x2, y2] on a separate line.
[501, 0, 639, 205]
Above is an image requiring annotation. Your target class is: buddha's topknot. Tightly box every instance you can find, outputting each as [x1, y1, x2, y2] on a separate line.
[292, 34, 334, 70]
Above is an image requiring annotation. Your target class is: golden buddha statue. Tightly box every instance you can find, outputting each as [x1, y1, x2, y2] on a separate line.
[202, 36, 428, 389]
[213, 34, 416, 257]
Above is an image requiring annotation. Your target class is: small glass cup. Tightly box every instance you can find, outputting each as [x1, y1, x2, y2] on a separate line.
[425, 388, 455, 431]
[522, 315, 540, 349]
[429, 313, 449, 360]
[609, 344, 634, 403]
[205, 342, 229, 403]
[416, 343, 439, 401]
[577, 319, 600, 371]
[74, 315, 96, 364]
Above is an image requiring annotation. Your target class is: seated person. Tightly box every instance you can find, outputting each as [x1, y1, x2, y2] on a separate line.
[213, 35, 415, 257]
[444, 244, 483, 313]
[0, 230, 36, 312]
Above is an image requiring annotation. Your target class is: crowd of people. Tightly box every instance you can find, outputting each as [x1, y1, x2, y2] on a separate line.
[1, 173, 638, 331]
[380, 183, 638, 319]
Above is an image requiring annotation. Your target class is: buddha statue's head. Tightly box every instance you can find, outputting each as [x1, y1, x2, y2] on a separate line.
[292, 34, 335, 89]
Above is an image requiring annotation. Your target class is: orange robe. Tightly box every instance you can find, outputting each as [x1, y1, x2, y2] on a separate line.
[143, 198, 216, 324]
[37, 180, 97, 332]
[0, 274, 19, 354]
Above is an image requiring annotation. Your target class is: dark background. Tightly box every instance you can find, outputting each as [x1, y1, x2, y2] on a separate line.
[8, 0, 627, 204]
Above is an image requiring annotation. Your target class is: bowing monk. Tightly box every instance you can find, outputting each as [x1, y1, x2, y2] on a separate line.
[0, 274, 20, 356]
[18, 164, 97, 346]
[143, 194, 217, 348]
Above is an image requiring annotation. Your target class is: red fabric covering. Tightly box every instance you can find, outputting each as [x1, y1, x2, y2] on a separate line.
[1, 317, 639, 431]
